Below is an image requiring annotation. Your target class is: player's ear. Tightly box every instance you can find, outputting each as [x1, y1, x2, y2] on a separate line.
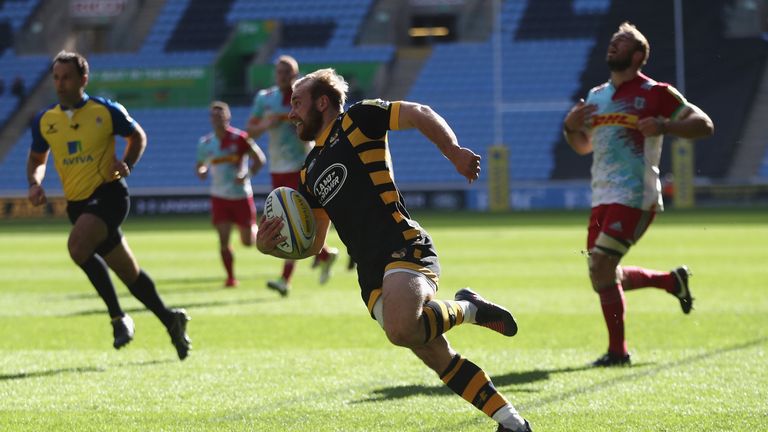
[316, 95, 328, 112]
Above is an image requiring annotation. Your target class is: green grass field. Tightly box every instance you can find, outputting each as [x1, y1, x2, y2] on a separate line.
[1, 209, 766, 431]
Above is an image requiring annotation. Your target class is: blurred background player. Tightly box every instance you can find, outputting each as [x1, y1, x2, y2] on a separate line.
[256, 69, 532, 432]
[27, 50, 191, 360]
[196, 101, 266, 287]
[563, 22, 714, 367]
[247, 54, 337, 296]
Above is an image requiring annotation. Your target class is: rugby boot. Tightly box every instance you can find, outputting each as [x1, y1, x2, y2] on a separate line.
[455, 288, 518, 337]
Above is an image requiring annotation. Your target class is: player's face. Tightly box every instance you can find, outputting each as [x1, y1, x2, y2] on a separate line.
[289, 83, 323, 141]
[210, 107, 229, 129]
[52, 61, 86, 107]
[606, 33, 638, 72]
[275, 62, 297, 91]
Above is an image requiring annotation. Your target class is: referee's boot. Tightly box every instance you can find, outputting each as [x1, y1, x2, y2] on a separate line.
[167, 309, 191, 360]
[111, 314, 135, 349]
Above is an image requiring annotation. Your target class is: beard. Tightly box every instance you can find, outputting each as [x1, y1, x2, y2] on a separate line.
[298, 106, 323, 141]
[607, 53, 633, 72]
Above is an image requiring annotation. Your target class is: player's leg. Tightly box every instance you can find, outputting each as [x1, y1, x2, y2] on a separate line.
[104, 238, 191, 360]
[235, 196, 258, 247]
[67, 205, 136, 349]
[620, 264, 693, 314]
[411, 336, 531, 432]
[587, 204, 656, 366]
[212, 197, 238, 287]
[377, 272, 529, 431]
[216, 222, 237, 287]
[313, 244, 339, 285]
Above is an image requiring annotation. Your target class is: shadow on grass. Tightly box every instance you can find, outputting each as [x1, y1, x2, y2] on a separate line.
[521, 335, 768, 410]
[356, 336, 767, 405]
[353, 365, 593, 403]
[0, 359, 173, 381]
[60, 276, 265, 300]
[64, 296, 278, 317]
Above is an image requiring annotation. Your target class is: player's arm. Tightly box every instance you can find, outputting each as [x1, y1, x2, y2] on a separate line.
[397, 101, 480, 183]
[247, 138, 267, 176]
[27, 149, 49, 206]
[256, 209, 330, 259]
[563, 99, 595, 155]
[246, 114, 269, 140]
[637, 103, 714, 139]
[113, 122, 147, 178]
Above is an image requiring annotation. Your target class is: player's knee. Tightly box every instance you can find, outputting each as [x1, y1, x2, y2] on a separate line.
[67, 239, 91, 265]
[588, 252, 618, 291]
[383, 325, 419, 348]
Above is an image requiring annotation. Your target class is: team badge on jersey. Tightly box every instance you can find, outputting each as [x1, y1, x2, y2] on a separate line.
[313, 163, 347, 206]
[362, 99, 389, 110]
[634, 97, 646, 110]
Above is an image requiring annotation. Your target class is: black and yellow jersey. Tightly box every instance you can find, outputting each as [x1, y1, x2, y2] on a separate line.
[300, 99, 422, 264]
[31, 93, 137, 201]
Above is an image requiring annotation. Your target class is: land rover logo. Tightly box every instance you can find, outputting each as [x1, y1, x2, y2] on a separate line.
[313, 163, 347, 206]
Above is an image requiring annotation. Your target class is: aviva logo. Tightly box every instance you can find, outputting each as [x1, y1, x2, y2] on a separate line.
[592, 113, 638, 129]
[63, 141, 93, 165]
[67, 140, 82, 154]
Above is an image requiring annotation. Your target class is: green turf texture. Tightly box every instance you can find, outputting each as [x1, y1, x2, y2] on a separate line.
[1, 209, 766, 431]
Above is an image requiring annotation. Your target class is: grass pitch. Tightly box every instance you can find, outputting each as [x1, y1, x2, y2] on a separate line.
[0, 209, 766, 431]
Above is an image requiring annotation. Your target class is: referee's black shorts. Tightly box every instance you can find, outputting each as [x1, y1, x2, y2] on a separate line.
[66, 179, 129, 256]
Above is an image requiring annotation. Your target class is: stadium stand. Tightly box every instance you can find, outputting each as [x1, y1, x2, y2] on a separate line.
[1, 0, 768, 205]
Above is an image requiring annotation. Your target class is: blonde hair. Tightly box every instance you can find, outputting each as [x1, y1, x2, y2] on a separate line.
[275, 55, 299, 74]
[294, 68, 348, 112]
[616, 21, 650, 66]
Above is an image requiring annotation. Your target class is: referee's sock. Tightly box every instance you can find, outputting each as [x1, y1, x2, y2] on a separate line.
[79, 254, 124, 319]
[127, 270, 174, 327]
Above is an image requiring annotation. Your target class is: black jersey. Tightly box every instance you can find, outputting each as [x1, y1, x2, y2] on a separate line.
[300, 99, 423, 265]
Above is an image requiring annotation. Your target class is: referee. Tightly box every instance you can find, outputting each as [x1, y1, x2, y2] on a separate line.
[26, 51, 191, 360]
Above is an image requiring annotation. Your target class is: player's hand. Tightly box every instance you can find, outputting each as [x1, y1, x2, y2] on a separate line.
[564, 99, 597, 133]
[28, 184, 47, 206]
[637, 116, 667, 137]
[256, 216, 287, 254]
[448, 146, 481, 183]
[196, 166, 208, 180]
[111, 159, 130, 179]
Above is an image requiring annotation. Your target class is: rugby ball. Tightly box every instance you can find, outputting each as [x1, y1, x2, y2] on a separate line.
[264, 186, 316, 259]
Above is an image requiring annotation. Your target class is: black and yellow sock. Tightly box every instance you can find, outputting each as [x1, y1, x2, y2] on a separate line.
[422, 300, 465, 343]
[439, 354, 510, 419]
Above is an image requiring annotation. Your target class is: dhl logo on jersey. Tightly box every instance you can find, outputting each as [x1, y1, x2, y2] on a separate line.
[211, 154, 240, 164]
[592, 113, 638, 129]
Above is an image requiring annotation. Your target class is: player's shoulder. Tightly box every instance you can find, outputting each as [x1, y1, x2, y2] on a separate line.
[88, 95, 125, 110]
[257, 86, 281, 98]
[226, 125, 249, 139]
[347, 98, 391, 118]
[590, 81, 611, 94]
[34, 102, 59, 120]
[199, 131, 215, 144]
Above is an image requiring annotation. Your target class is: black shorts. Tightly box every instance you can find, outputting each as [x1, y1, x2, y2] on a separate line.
[66, 179, 129, 256]
[357, 233, 441, 319]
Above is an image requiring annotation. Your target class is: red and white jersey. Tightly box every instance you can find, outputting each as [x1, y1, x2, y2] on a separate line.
[196, 126, 257, 199]
[585, 72, 688, 211]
